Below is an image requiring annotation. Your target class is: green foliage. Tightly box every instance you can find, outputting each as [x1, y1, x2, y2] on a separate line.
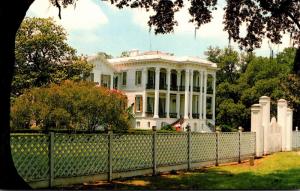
[160, 124, 175, 132]
[120, 51, 130, 57]
[207, 46, 296, 131]
[11, 81, 131, 132]
[206, 46, 240, 84]
[97, 52, 113, 59]
[13, 17, 93, 97]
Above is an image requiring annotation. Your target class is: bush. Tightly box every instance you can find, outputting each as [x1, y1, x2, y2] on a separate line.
[160, 124, 175, 131]
[11, 80, 131, 132]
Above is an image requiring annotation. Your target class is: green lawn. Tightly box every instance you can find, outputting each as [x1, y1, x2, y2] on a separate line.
[70, 151, 300, 190]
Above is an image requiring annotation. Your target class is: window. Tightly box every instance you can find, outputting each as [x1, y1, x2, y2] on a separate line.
[136, 121, 140, 128]
[135, 70, 142, 85]
[148, 70, 155, 85]
[148, 122, 150, 128]
[101, 74, 111, 88]
[113, 76, 118, 89]
[147, 97, 154, 113]
[135, 95, 143, 112]
[122, 72, 127, 86]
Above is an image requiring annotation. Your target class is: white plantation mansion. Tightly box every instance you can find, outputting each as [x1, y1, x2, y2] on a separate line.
[87, 50, 217, 132]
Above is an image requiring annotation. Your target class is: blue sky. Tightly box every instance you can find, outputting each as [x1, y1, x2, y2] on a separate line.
[27, 0, 290, 58]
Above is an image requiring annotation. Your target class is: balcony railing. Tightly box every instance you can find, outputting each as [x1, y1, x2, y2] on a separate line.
[207, 87, 214, 94]
[206, 113, 213, 119]
[192, 113, 200, 118]
[170, 85, 178, 91]
[145, 111, 154, 117]
[169, 112, 177, 118]
[159, 112, 166, 118]
[159, 84, 167, 90]
[146, 83, 155, 89]
[179, 85, 185, 91]
[193, 86, 200, 92]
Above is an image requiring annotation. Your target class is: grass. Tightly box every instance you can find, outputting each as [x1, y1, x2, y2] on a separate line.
[70, 151, 300, 190]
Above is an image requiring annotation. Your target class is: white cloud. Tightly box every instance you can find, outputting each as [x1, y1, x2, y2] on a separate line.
[132, 8, 152, 29]
[27, 0, 108, 31]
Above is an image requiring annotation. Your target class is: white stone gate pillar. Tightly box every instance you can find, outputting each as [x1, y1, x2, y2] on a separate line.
[251, 104, 263, 157]
[278, 99, 287, 151]
[286, 108, 293, 151]
[259, 96, 270, 155]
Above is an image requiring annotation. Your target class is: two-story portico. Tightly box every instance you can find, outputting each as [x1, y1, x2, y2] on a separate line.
[89, 50, 217, 132]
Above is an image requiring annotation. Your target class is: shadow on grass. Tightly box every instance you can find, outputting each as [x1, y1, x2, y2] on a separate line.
[64, 167, 300, 190]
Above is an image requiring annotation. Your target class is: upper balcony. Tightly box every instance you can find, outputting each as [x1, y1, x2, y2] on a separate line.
[146, 83, 155, 89]
[159, 83, 167, 90]
[193, 86, 200, 92]
[144, 68, 208, 93]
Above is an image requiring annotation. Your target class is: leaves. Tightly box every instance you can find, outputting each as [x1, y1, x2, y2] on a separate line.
[11, 81, 131, 132]
[13, 17, 92, 97]
[207, 46, 296, 131]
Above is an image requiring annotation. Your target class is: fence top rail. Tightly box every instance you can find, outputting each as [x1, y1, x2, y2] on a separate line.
[10, 131, 255, 136]
[11, 133, 48, 136]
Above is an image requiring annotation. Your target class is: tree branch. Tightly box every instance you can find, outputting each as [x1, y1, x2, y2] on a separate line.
[287, 12, 300, 30]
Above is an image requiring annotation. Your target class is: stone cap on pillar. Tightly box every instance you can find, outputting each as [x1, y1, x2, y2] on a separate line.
[251, 104, 261, 112]
[259, 96, 270, 104]
[277, 99, 287, 106]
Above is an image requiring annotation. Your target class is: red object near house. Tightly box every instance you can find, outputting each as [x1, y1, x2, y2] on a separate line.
[175, 124, 181, 132]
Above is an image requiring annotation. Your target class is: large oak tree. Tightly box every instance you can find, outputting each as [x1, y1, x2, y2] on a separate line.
[1, 0, 299, 189]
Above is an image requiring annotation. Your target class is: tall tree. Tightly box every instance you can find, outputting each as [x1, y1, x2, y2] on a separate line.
[13, 17, 92, 97]
[223, 0, 300, 73]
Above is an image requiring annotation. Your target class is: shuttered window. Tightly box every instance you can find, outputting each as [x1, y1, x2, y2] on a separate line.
[134, 95, 143, 112]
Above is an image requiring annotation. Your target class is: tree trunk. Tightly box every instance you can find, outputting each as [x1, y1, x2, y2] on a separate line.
[293, 47, 300, 76]
[0, 0, 34, 189]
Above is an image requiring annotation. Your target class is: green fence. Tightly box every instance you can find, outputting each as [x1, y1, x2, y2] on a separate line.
[11, 130, 255, 188]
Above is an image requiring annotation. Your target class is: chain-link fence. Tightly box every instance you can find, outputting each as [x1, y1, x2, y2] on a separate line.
[11, 130, 255, 188]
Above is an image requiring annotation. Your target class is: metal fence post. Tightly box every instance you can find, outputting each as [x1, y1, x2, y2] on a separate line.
[216, 131, 219, 166]
[108, 126, 113, 181]
[238, 127, 243, 163]
[49, 132, 54, 188]
[152, 126, 157, 176]
[187, 124, 191, 170]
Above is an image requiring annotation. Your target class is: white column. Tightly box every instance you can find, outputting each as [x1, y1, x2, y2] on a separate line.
[99, 72, 102, 86]
[142, 68, 147, 89]
[251, 104, 263, 157]
[176, 70, 181, 118]
[154, 67, 160, 118]
[199, 70, 203, 119]
[203, 70, 207, 120]
[110, 74, 114, 89]
[286, 108, 293, 151]
[142, 68, 147, 117]
[259, 96, 270, 155]
[278, 99, 287, 151]
[184, 69, 190, 119]
[212, 72, 216, 121]
[189, 70, 194, 119]
[166, 68, 171, 118]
